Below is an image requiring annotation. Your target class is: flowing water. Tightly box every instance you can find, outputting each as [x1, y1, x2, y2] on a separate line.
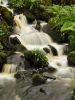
[6, 13, 75, 77]
[0, 0, 8, 7]
[9, 14, 68, 72]
[0, 2, 75, 100]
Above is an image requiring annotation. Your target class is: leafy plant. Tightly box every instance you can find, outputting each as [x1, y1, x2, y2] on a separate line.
[47, 5, 75, 45]
[0, 24, 10, 40]
[1, 7, 13, 26]
[24, 50, 48, 69]
[8, 0, 31, 8]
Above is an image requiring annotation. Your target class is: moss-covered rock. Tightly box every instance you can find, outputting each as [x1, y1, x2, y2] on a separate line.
[0, 17, 12, 51]
[1, 6, 13, 26]
[67, 51, 75, 66]
[32, 73, 46, 85]
[24, 50, 48, 69]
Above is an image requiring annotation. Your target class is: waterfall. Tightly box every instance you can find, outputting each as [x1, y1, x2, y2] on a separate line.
[9, 14, 72, 78]
[2, 52, 25, 74]
[0, 0, 8, 7]
[10, 14, 53, 46]
[0, 7, 75, 100]
[2, 64, 17, 73]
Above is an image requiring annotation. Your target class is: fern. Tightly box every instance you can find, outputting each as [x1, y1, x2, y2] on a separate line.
[47, 5, 75, 45]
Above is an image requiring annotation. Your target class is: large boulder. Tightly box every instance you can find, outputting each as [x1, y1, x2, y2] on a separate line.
[67, 51, 75, 66]
[16, 78, 72, 100]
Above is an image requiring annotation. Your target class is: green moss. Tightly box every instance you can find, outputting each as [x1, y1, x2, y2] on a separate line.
[67, 51, 75, 66]
[32, 73, 46, 85]
[24, 50, 48, 69]
[1, 7, 13, 26]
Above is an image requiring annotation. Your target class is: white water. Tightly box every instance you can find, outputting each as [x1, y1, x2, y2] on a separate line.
[11, 14, 53, 45]
[9, 14, 75, 79]
[0, 6, 75, 100]
[0, 0, 8, 7]
[0, 0, 13, 13]
[2, 64, 17, 73]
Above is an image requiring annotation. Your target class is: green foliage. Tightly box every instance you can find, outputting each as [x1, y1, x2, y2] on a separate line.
[61, 21, 75, 32]
[0, 23, 11, 48]
[0, 18, 12, 51]
[24, 50, 48, 69]
[1, 7, 13, 26]
[30, 0, 41, 10]
[8, 0, 40, 9]
[32, 73, 46, 85]
[8, 0, 51, 9]
[0, 24, 9, 39]
[47, 5, 75, 45]
[8, 0, 32, 9]
[48, 5, 75, 27]
[67, 51, 75, 66]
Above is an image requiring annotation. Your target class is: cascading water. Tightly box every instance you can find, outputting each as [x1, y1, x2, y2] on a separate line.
[9, 13, 75, 79]
[9, 14, 67, 73]
[10, 14, 53, 46]
[0, 0, 8, 7]
[1, 5, 75, 99]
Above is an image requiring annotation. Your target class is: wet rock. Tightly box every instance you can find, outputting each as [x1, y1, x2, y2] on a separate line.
[63, 44, 69, 55]
[31, 69, 39, 75]
[18, 78, 72, 100]
[43, 47, 50, 53]
[48, 45, 58, 56]
[71, 89, 75, 100]
[47, 65, 57, 73]
[7, 52, 25, 71]
[14, 70, 32, 80]
[32, 73, 46, 85]
[67, 51, 75, 66]
[42, 24, 63, 43]
[43, 72, 56, 80]
[35, 20, 41, 31]
[38, 66, 57, 74]
[10, 37, 21, 45]
[40, 88, 47, 95]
